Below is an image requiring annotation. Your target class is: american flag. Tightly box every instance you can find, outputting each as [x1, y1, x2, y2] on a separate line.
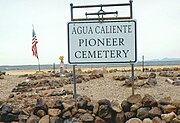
[32, 27, 39, 59]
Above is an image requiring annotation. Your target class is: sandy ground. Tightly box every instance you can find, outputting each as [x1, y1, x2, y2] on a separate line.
[1, 65, 180, 102]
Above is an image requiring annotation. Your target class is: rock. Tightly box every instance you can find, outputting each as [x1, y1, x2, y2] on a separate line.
[48, 109, 61, 116]
[95, 116, 106, 123]
[130, 103, 142, 112]
[0, 71, 6, 76]
[98, 104, 110, 118]
[0, 76, 4, 79]
[121, 100, 131, 112]
[137, 107, 150, 120]
[127, 94, 142, 104]
[166, 78, 174, 84]
[143, 118, 153, 123]
[172, 117, 180, 123]
[39, 115, 50, 123]
[111, 100, 122, 113]
[116, 111, 125, 123]
[76, 78, 82, 83]
[26, 114, 40, 123]
[118, 75, 127, 81]
[124, 78, 133, 86]
[93, 103, 99, 114]
[113, 76, 120, 80]
[77, 99, 87, 109]
[0, 113, 18, 122]
[9, 94, 14, 98]
[161, 105, 177, 114]
[78, 109, 87, 114]
[126, 118, 143, 123]
[1, 103, 13, 114]
[146, 78, 157, 86]
[161, 112, 177, 122]
[159, 71, 174, 77]
[142, 94, 157, 107]
[71, 107, 78, 116]
[138, 73, 148, 80]
[125, 112, 136, 120]
[49, 116, 63, 123]
[18, 74, 28, 78]
[81, 113, 94, 122]
[33, 98, 48, 117]
[148, 107, 162, 118]
[172, 100, 180, 108]
[152, 116, 165, 123]
[98, 99, 111, 106]
[36, 109, 46, 118]
[87, 102, 94, 111]
[52, 99, 64, 109]
[159, 96, 172, 105]
[135, 81, 146, 87]
[173, 79, 180, 86]
[63, 110, 72, 119]
[149, 73, 156, 78]
[62, 101, 75, 112]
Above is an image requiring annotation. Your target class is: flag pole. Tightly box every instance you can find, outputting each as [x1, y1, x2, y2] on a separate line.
[38, 58, 41, 71]
[32, 24, 41, 71]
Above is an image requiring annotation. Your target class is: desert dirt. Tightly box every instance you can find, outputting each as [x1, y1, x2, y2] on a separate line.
[0, 65, 180, 102]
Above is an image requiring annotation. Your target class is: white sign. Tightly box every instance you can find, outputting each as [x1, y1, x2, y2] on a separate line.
[68, 20, 137, 64]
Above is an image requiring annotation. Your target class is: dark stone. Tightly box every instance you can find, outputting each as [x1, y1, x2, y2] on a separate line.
[173, 79, 180, 86]
[62, 111, 72, 119]
[26, 114, 40, 123]
[142, 94, 158, 107]
[116, 111, 125, 123]
[98, 105, 109, 118]
[50, 116, 63, 123]
[1, 104, 13, 114]
[81, 113, 94, 122]
[138, 73, 148, 80]
[98, 99, 111, 107]
[152, 116, 165, 123]
[124, 112, 136, 120]
[1, 113, 18, 122]
[148, 107, 162, 118]
[95, 116, 106, 123]
[146, 78, 157, 86]
[136, 107, 150, 120]
[121, 100, 131, 112]
[149, 73, 156, 78]
[158, 96, 172, 105]
[33, 98, 48, 117]
[130, 103, 142, 112]
[53, 100, 64, 110]
[161, 105, 177, 114]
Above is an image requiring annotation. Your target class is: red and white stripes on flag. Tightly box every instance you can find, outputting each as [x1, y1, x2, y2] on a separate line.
[32, 28, 39, 59]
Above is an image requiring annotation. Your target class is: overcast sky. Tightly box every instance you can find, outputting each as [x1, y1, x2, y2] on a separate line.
[0, 0, 180, 65]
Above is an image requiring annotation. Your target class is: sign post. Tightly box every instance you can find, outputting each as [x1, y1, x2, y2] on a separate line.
[69, 0, 137, 97]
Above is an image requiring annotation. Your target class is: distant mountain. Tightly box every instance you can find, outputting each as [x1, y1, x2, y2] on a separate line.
[146, 58, 180, 62]
[161, 58, 180, 61]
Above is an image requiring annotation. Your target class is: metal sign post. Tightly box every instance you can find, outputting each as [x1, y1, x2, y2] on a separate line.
[69, 0, 136, 97]
[129, 0, 135, 95]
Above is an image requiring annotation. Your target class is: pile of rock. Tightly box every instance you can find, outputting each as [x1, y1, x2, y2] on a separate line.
[1, 94, 179, 123]
[0, 71, 5, 79]
[114, 73, 158, 87]
[166, 78, 180, 86]
[12, 79, 63, 93]
[142, 67, 180, 72]
[159, 71, 180, 77]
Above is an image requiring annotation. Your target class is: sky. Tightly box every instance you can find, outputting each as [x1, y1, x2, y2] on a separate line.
[0, 0, 180, 65]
